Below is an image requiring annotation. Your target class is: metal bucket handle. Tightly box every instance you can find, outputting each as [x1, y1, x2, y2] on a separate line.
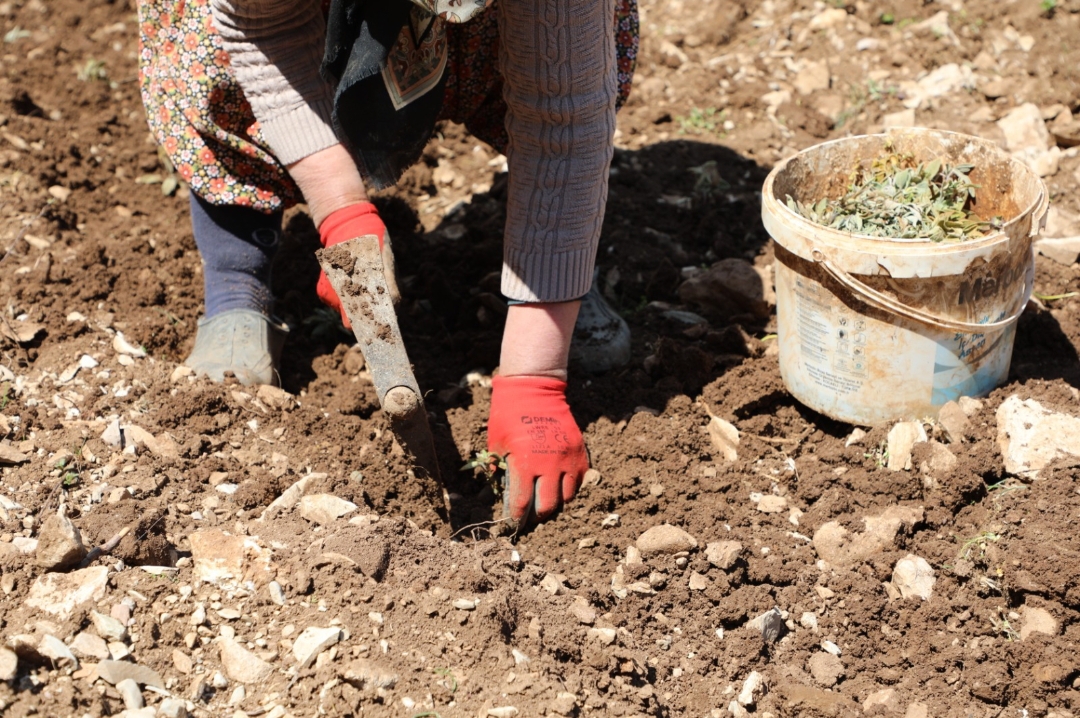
[811, 248, 1034, 333]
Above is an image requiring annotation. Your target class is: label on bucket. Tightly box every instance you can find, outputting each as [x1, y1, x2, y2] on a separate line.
[792, 276, 868, 395]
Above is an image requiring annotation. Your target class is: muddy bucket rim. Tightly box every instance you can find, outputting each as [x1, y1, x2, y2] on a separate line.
[762, 129, 1049, 258]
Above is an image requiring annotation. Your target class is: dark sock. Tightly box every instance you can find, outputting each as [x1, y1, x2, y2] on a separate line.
[189, 193, 283, 318]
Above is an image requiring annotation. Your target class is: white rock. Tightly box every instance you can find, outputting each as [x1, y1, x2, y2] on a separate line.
[189, 529, 273, 587]
[800, 612, 818, 631]
[737, 671, 764, 706]
[808, 7, 847, 30]
[268, 581, 286, 606]
[112, 332, 147, 358]
[636, 524, 698, 556]
[1020, 606, 1060, 641]
[452, 598, 477, 611]
[101, 420, 124, 447]
[299, 494, 358, 525]
[116, 678, 145, 710]
[886, 421, 927, 471]
[190, 603, 207, 626]
[746, 608, 786, 643]
[38, 634, 78, 668]
[540, 573, 566, 595]
[863, 688, 899, 713]
[998, 103, 1051, 154]
[821, 640, 841, 656]
[707, 416, 740, 462]
[0, 647, 17, 681]
[488, 708, 519, 718]
[35, 511, 87, 570]
[807, 652, 844, 687]
[891, 554, 936, 600]
[910, 63, 973, 108]
[292, 627, 342, 668]
[229, 686, 247, 706]
[157, 698, 188, 718]
[24, 566, 109, 620]
[92, 610, 129, 641]
[996, 395, 1080, 477]
[96, 660, 165, 688]
[688, 571, 709, 591]
[218, 636, 274, 684]
[70, 632, 110, 660]
[587, 627, 617, 645]
[108, 642, 132, 660]
[813, 505, 924, 568]
[705, 541, 743, 570]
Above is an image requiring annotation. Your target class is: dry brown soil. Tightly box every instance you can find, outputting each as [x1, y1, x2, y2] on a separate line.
[2, 0, 1080, 717]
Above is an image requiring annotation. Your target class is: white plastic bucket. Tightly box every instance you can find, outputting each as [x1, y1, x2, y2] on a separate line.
[762, 129, 1048, 425]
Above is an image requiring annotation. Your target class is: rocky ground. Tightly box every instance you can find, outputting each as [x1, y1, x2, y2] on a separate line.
[2, 0, 1080, 717]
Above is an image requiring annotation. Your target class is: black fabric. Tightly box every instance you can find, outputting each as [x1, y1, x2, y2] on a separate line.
[321, 0, 447, 189]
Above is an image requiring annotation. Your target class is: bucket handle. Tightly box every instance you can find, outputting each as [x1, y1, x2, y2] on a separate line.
[811, 248, 1033, 333]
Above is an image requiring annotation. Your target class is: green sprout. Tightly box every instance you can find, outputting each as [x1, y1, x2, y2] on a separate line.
[78, 59, 108, 82]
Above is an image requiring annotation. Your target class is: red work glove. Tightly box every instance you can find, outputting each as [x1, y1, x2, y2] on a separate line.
[487, 375, 589, 523]
[316, 202, 386, 329]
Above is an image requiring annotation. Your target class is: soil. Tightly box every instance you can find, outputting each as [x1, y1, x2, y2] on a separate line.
[2, 0, 1080, 717]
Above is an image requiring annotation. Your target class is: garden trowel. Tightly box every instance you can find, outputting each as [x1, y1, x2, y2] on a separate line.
[316, 236, 448, 525]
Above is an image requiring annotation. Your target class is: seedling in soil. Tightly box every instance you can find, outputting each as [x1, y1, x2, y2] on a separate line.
[989, 610, 1020, 641]
[688, 160, 731, 202]
[1041, 0, 1058, 17]
[677, 107, 727, 137]
[433, 667, 458, 693]
[78, 59, 108, 82]
[1034, 291, 1079, 302]
[788, 150, 1002, 242]
[864, 440, 888, 468]
[957, 530, 1001, 562]
[462, 450, 506, 496]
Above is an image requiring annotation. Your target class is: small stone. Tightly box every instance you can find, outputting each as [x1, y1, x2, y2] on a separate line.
[116, 678, 145, 710]
[937, 401, 969, 443]
[488, 708, 519, 718]
[229, 685, 247, 705]
[891, 555, 936, 600]
[217, 608, 241, 621]
[38, 634, 78, 668]
[211, 671, 229, 689]
[190, 603, 207, 626]
[587, 627, 617, 646]
[96, 660, 165, 689]
[92, 610, 129, 641]
[705, 541, 743, 570]
[1036, 236, 1080, 266]
[1020, 606, 1060, 641]
[172, 649, 193, 675]
[815, 586, 835, 599]
[905, 703, 929, 718]
[636, 524, 698, 556]
[299, 494, 358, 525]
[882, 109, 916, 128]
[886, 421, 927, 471]
[452, 599, 477, 611]
[800, 613, 818, 631]
[794, 61, 830, 95]
[625, 545, 642, 565]
[822, 640, 841, 656]
[747, 608, 786, 643]
[341, 658, 399, 689]
[292, 626, 342, 668]
[35, 512, 88, 570]
[268, 581, 286, 606]
[0, 647, 17, 681]
[707, 415, 740, 462]
[540, 573, 566, 595]
[808, 7, 847, 30]
[737, 671, 764, 706]
[24, 566, 109, 620]
[577, 537, 596, 549]
[863, 688, 899, 713]
[756, 495, 788, 513]
[808, 652, 844, 687]
[108, 642, 132, 661]
[158, 698, 188, 718]
[570, 597, 596, 625]
[601, 513, 620, 528]
[997, 396, 1080, 477]
[70, 632, 110, 660]
[549, 693, 578, 716]
[997, 103, 1051, 154]
[688, 571, 709, 591]
[217, 636, 273, 684]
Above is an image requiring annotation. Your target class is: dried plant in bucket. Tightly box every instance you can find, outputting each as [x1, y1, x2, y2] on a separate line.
[786, 147, 1002, 243]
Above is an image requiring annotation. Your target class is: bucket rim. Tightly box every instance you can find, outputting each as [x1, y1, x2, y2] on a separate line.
[762, 129, 1046, 256]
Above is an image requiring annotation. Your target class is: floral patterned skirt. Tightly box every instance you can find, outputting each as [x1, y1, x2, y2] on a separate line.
[138, 0, 639, 213]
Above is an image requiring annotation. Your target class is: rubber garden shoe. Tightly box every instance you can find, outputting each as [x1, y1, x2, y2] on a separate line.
[184, 309, 288, 386]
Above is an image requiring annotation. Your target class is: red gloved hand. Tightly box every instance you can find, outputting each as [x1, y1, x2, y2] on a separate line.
[487, 375, 589, 523]
[316, 202, 386, 329]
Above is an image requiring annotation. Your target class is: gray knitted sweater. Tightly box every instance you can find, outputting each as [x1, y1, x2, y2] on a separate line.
[209, 0, 616, 303]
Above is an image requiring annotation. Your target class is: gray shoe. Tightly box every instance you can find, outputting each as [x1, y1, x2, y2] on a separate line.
[185, 310, 288, 386]
[570, 282, 631, 373]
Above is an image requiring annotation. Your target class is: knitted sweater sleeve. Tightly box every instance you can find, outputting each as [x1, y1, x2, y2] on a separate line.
[497, 0, 617, 303]
[208, 0, 339, 165]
